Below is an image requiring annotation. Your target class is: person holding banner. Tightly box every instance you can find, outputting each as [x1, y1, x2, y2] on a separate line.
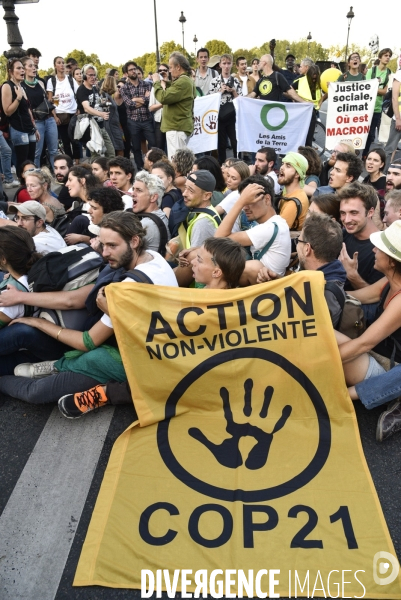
[292, 64, 325, 147]
[247, 54, 303, 103]
[337, 53, 365, 82]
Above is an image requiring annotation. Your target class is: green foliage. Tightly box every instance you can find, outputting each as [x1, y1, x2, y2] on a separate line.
[0, 55, 7, 84]
[205, 40, 232, 58]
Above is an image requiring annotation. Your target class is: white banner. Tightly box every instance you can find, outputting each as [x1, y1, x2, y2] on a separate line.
[234, 96, 313, 154]
[187, 94, 220, 154]
[325, 79, 379, 151]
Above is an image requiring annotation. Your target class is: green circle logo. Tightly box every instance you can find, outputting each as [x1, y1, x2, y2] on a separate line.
[259, 80, 273, 95]
[260, 103, 289, 131]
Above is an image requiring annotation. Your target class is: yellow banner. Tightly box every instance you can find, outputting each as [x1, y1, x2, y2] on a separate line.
[75, 272, 401, 598]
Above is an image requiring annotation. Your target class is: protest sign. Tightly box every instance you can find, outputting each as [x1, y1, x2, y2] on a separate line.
[234, 96, 313, 154]
[325, 79, 379, 151]
[187, 94, 220, 154]
[75, 273, 401, 598]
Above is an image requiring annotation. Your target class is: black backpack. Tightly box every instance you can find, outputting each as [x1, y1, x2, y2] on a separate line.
[51, 74, 76, 98]
[168, 200, 221, 238]
[134, 212, 168, 257]
[28, 246, 103, 293]
[371, 66, 391, 89]
[382, 88, 394, 118]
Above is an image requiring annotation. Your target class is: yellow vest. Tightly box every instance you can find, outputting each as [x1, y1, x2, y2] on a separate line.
[296, 76, 321, 110]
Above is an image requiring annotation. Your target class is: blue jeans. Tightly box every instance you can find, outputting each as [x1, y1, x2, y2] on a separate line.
[34, 117, 58, 169]
[127, 118, 155, 170]
[0, 130, 13, 182]
[356, 364, 401, 409]
[0, 323, 70, 376]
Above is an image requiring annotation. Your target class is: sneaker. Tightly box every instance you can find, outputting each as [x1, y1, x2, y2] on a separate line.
[14, 360, 58, 378]
[3, 180, 19, 189]
[58, 385, 109, 419]
[376, 399, 401, 442]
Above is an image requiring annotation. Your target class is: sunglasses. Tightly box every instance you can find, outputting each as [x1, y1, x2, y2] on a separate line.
[158, 69, 168, 73]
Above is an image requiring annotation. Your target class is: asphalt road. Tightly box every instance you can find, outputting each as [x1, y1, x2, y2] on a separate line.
[0, 390, 400, 600]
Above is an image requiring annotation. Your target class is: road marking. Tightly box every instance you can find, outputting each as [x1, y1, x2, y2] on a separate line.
[0, 406, 114, 600]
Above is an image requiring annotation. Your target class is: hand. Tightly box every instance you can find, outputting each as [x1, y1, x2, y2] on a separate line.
[102, 112, 110, 120]
[35, 129, 40, 142]
[15, 84, 23, 101]
[248, 164, 256, 176]
[54, 115, 61, 126]
[135, 97, 145, 107]
[0, 284, 21, 307]
[8, 316, 39, 328]
[396, 116, 401, 132]
[178, 247, 196, 268]
[256, 267, 281, 284]
[144, 90, 150, 98]
[96, 286, 109, 315]
[152, 73, 160, 82]
[339, 243, 358, 276]
[238, 183, 266, 205]
[64, 233, 86, 245]
[90, 236, 102, 253]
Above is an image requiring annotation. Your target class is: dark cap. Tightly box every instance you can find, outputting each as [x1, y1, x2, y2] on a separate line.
[285, 54, 296, 61]
[187, 170, 216, 192]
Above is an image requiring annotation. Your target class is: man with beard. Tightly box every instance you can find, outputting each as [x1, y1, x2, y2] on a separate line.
[277, 152, 309, 231]
[53, 154, 74, 209]
[249, 147, 280, 194]
[118, 61, 155, 170]
[385, 160, 401, 192]
[338, 182, 382, 290]
[8, 201, 66, 253]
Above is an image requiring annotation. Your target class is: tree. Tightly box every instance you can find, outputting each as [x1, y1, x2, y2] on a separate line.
[232, 48, 254, 66]
[0, 55, 7, 84]
[205, 40, 231, 57]
[64, 49, 101, 68]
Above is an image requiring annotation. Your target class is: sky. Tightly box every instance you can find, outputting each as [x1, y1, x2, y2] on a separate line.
[3, 0, 401, 70]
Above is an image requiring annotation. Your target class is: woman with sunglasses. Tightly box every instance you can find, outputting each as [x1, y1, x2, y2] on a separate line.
[149, 64, 170, 151]
[1, 58, 39, 175]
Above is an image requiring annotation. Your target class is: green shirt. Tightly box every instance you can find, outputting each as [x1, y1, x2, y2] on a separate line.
[153, 75, 196, 136]
[337, 72, 365, 82]
[366, 66, 391, 113]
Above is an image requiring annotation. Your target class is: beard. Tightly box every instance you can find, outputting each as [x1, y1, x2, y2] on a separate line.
[114, 245, 134, 270]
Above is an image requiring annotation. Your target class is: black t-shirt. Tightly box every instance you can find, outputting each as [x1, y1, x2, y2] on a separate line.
[76, 84, 104, 128]
[57, 184, 74, 211]
[362, 174, 386, 191]
[253, 72, 290, 100]
[22, 81, 45, 110]
[343, 230, 383, 291]
[161, 188, 183, 211]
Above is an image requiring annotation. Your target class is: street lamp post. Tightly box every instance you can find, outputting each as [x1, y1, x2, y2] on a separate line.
[307, 32, 312, 55]
[179, 11, 186, 53]
[193, 34, 198, 55]
[345, 6, 355, 62]
[1, 0, 39, 60]
[153, 0, 160, 70]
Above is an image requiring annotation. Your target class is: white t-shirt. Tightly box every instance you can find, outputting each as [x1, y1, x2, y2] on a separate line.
[46, 76, 78, 114]
[239, 75, 248, 91]
[219, 190, 240, 215]
[101, 250, 178, 328]
[34, 225, 67, 254]
[0, 275, 29, 321]
[149, 88, 162, 123]
[246, 215, 291, 275]
[267, 170, 281, 195]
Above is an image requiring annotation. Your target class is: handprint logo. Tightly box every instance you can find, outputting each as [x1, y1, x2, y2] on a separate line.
[206, 114, 218, 131]
[189, 379, 292, 470]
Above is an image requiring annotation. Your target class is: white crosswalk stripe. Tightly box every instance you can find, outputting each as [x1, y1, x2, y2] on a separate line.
[0, 406, 114, 600]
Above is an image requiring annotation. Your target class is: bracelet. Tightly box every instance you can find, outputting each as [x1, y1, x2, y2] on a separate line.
[56, 327, 64, 340]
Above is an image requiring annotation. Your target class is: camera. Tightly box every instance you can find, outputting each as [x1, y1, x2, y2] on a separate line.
[225, 76, 234, 90]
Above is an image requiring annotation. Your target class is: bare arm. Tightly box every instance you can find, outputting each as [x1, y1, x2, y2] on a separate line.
[246, 91, 257, 98]
[339, 243, 370, 290]
[214, 183, 265, 245]
[348, 277, 386, 303]
[9, 316, 112, 352]
[286, 87, 306, 103]
[81, 100, 109, 120]
[0, 284, 94, 310]
[2, 82, 23, 117]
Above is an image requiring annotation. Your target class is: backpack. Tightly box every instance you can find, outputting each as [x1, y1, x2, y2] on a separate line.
[28, 246, 103, 293]
[324, 282, 365, 339]
[0, 275, 34, 317]
[371, 66, 391, 89]
[382, 88, 394, 118]
[84, 265, 153, 328]
[277, 195, 303, 231]
[134, 211, 168, 258]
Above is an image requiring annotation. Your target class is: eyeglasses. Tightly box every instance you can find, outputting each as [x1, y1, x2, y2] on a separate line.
[127, 68, 136, 73]
[158, 69, 168, 73]
[14, 215, 35, 222]
[87, 73, 96, 77]
[295, 238, 312, 249]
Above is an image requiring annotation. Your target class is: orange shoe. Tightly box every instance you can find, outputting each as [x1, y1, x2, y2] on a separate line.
[58, 385, 109, 419]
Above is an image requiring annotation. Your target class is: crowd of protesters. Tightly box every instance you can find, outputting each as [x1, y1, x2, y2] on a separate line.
[0, 44, 401, 444]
